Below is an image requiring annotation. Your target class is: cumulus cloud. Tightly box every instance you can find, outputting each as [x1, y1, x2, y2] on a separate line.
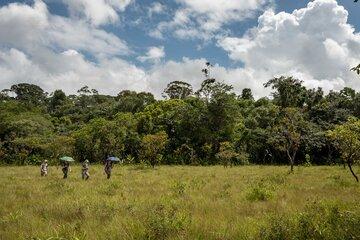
[218, 0, 360, 94]
[150, 0, 271, 40]
[0, 0, 48, 49]
[0, 0, 142, 95]
[0, 47, 148, 95]
[137, 46, 165, 63]
[61, 0, 133, 26]
[0, 0, 129, 56]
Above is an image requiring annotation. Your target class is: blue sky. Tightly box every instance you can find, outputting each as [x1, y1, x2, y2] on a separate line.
[0, 0, 359, 97]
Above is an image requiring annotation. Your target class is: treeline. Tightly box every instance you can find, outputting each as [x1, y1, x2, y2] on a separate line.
[0, 71, 360, 176]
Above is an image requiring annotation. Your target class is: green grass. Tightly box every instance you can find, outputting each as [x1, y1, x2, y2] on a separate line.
[0, 165, 359, 239]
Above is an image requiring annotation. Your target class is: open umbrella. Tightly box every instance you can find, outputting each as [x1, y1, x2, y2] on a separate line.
[60, 156, 75, 162]
[107, 156, 120, 162]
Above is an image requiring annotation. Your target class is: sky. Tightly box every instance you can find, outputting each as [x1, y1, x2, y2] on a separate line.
[0, 0, 359, 98]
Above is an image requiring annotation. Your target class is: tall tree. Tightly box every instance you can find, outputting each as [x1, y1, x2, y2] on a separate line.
[240, 88, 254, 101]
[162, 81, 193, 99]
[115, 90, 156, 113]
[264, 76, 307, 108]
[268, 108, 305, 172]
[48, 89, 67, 113]
[10, 83, 47, 106]
[327, 117, 360, 182]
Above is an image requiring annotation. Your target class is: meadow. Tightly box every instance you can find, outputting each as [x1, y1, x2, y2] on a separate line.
[0, 165, 359, 240]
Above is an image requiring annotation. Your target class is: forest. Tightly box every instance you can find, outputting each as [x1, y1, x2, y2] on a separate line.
[1, 64, 360, 181]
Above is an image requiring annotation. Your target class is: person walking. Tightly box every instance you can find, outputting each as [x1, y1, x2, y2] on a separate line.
[104, 160, 113, 179]
[40, 160, 48, 176]
[62, 161, 70, 179]
[82, 160, 90, 180]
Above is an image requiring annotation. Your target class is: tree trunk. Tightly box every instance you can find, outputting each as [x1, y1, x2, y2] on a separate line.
[348, 162, 359, 182]
[287, 150, 294, 172]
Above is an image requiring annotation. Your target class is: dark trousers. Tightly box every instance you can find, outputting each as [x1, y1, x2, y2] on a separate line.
[63, 169, 68, 179]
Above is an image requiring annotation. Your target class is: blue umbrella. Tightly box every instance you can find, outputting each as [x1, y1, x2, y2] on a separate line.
[107, 156, 120, 162]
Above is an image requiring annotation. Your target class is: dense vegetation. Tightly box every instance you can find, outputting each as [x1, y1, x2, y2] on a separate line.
[1, 64, 360, 180]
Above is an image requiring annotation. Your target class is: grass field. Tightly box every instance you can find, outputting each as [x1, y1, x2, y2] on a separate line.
[0, 165, 359, 240]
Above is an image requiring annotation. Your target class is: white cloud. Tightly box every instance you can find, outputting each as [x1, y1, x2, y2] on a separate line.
[0, 48, 148, 95]
[47, 15, 130, 57]
[0, 0, 48, 49]
[218, 0, 360, 94]
[137, 46, 165, 63]
[61, 0, 133, 26]
[0, 0, 130, 57]
[0, 0, 141, 95]
[148, 2, 165, 17]
[150, 0, 271, 40]
[147, 58, 268, 98]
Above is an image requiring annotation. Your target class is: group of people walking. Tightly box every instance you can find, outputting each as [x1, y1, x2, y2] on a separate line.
[40, 159, 115, 180]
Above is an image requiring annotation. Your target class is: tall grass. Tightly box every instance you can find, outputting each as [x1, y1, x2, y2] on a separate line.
[0, 165, 359, 239]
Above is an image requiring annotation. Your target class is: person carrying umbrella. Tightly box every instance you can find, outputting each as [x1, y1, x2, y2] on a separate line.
[82, 160, 90, 180]
[40, 160, 48, 177]
[104, 156, 120, 179]
[60, 156, 74, 179]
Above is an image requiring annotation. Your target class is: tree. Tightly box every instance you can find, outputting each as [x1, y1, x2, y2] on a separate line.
[0, 89, 12, 101]
[115, 90, 156, 113]
[77, 86, 92, 95]
[196, 62, 229, 102]
[201, 62, 213, 78]
[239, 102, 279, 164]
[351, 64, 360, 74]
[10, 83, 47, 106]
[268, 108, 305, 172]
[264, 76, 307, 108]
[162, 81, 193, 99]
[48, 90, 67, 113]
[205, 82, 239, 162]
[140, 131, 168, 167]
[73, 118, 126, 162]
[305, 87, 323, 110]
[327, 117, 360, 182]
[240, 88, 254, 101]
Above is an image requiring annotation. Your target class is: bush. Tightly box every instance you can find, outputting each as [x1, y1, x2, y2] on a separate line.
[140, 131, 168, 167]
[259, 201, 360, 240]
[246, 182, 273, 201]
[170, 181, 187, 197]
[142, 203, 190, 240]
[304, 154, 312, 167]
[216, 142, 249, 167]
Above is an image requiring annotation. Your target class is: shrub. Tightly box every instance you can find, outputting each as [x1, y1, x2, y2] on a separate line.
[140, 131, 168, 167]
[142, 204, 190, 240]
[246, 183, 273, 201]
[170, 181, 186, 197]
[216, 142, 249, 167]
[173, 144, 197, 165]
[265, 173, 287, 185]
[304, 154, 312, 167]
[259, 202, 360, 240]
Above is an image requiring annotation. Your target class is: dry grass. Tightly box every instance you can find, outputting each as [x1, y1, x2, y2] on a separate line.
[0, 165, 359, 239]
